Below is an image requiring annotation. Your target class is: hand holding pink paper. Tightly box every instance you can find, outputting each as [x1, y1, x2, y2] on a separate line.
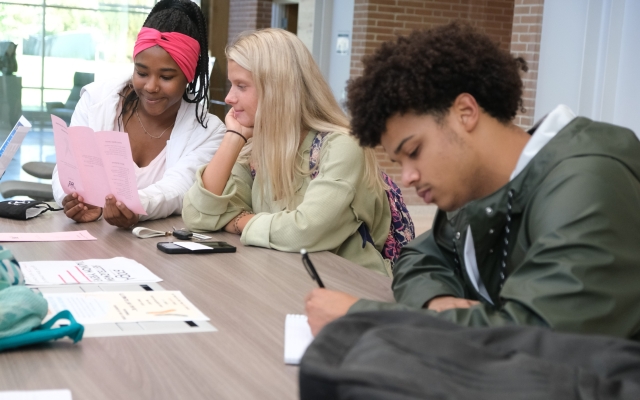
[52, 115, 147, 215]
[103, 194, 139, 228]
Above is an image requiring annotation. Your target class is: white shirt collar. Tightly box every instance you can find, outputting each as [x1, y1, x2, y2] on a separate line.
[510, 104, 576, 181]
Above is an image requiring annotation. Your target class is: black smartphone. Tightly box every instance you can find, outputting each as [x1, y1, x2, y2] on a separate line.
[157, 241, 236, 254]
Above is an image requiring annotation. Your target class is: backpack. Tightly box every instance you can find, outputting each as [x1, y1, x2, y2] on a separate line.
[300, 311, 640, 400]
[251, 132, 415, 266]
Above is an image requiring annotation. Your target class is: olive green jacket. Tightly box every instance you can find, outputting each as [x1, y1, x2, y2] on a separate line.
[351, 117, 640, 340]
[183, 131, 392, 275]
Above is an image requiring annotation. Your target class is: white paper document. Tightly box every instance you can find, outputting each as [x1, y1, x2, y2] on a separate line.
[174, 242, 210, 250]
[20, 257, 161, 285]
[0, 116, 31, 179]
[51, 115, 146, 215]
[284, 314, 314, 365]
[43, 291, 209, 324]
[0, 389, 72, 400]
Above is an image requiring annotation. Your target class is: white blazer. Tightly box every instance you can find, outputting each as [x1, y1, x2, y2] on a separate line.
[52, 74, 226, 221]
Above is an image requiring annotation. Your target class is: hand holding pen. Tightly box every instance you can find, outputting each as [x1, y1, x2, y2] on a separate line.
[302, 249, 359, 335]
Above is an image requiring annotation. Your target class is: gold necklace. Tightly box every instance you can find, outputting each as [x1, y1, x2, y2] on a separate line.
[135, 109, 174, 139]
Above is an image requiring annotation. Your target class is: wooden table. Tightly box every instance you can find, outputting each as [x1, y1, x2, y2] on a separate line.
[0, 212, 393, 399]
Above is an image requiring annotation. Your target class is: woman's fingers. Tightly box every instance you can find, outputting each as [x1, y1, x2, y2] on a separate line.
[225, 108, 241, 131]
[102, 195, 138, 228]
[65, 202, 86, 219]
[103, 196, 119, 220]
[115, 201, 135, 219]
[61, 192, 78, 207]
[225, 108, 254, 140]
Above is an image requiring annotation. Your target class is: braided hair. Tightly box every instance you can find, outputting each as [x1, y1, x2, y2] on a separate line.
[120, 0, 210, 128]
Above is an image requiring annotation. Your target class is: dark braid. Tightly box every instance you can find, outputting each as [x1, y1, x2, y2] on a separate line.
[119, 0, 209, 129]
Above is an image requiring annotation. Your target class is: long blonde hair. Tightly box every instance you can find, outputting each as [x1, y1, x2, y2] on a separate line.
[226, 28, 384, 207]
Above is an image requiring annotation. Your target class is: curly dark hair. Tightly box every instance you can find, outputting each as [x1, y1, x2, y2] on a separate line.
[119, 0, 210, 128]
[347, 22, 528, 147]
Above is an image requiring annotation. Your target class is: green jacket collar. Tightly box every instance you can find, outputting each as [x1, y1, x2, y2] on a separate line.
[434, 116, 640, 303]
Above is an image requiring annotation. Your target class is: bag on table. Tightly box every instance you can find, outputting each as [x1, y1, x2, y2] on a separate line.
[299, 311, 640, 400]
[0, 245, 83, 351]
[0, 200, 61, 220]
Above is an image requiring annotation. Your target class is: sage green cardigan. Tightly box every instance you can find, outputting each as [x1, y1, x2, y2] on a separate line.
[183, 131, 392, 275]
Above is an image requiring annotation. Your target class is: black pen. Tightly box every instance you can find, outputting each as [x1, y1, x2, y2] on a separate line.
[300, 249, 325, 288]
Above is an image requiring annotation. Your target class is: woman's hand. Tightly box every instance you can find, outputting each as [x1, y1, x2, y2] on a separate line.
[61, 192, 102, 223]
[225, 108, 254, 141]
[103, 195, 139, 229]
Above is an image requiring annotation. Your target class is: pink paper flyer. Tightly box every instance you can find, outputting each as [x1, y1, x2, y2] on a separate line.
[52, 115, 146, 215]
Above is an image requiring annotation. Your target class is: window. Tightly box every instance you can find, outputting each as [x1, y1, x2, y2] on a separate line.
[0, 0, 155, 113]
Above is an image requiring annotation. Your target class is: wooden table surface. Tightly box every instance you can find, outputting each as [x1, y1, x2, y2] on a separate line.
[0, 212, 393, 399]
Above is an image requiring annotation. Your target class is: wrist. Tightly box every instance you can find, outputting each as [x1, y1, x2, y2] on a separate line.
[225, 130, 248, 147]
[233, 211, 254, 235]
[226, 129, 248, 143]
[239, 214, 254, 232]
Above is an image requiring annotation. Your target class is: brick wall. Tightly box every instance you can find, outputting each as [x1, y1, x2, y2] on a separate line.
[350, 0, 515, 205]
[228, 0, 272, 45]
[257, 0, 273, 30]
[510, 0, 544, 128]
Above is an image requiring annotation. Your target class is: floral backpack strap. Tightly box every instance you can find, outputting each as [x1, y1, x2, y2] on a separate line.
[309, 131, 330, 179]
[249, 161, 257, 180]
[353, 173, 415, 267]
[306, 132, 414, 267]
[250, 132, 329, 181]
[379, 172, 415, 266]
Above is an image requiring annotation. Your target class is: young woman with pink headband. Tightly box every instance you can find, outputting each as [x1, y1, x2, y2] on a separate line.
[51, 0, 225, 228]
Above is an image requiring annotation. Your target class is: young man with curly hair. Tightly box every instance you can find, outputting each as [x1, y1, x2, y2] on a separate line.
[305, 22, 640, 341]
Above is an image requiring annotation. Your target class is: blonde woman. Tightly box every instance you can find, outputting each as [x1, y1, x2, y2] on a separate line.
[183, 29, 412, 276]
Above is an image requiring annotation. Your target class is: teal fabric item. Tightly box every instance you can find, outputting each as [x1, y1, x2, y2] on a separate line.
[0, 245, 25, 290]
[0, 310, 84, 352]
[0, 286, 48, 338]
[0, 246, 46, 339]
[0, 245, 84, 351]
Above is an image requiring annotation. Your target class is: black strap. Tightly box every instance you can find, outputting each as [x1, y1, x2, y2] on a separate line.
[41, 203, 62, 212]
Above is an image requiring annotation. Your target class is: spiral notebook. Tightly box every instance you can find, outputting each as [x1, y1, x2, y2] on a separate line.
[284, 314, 314, 365]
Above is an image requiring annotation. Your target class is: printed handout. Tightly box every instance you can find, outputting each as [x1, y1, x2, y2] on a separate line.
[51, 115, 146, 214]
[20, 257, 161, 285]
[0, 116, 31, 179]
[43, 291, 209, 324]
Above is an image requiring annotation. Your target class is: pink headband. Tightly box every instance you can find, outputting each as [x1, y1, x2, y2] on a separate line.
[133, 27, 200, 82]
